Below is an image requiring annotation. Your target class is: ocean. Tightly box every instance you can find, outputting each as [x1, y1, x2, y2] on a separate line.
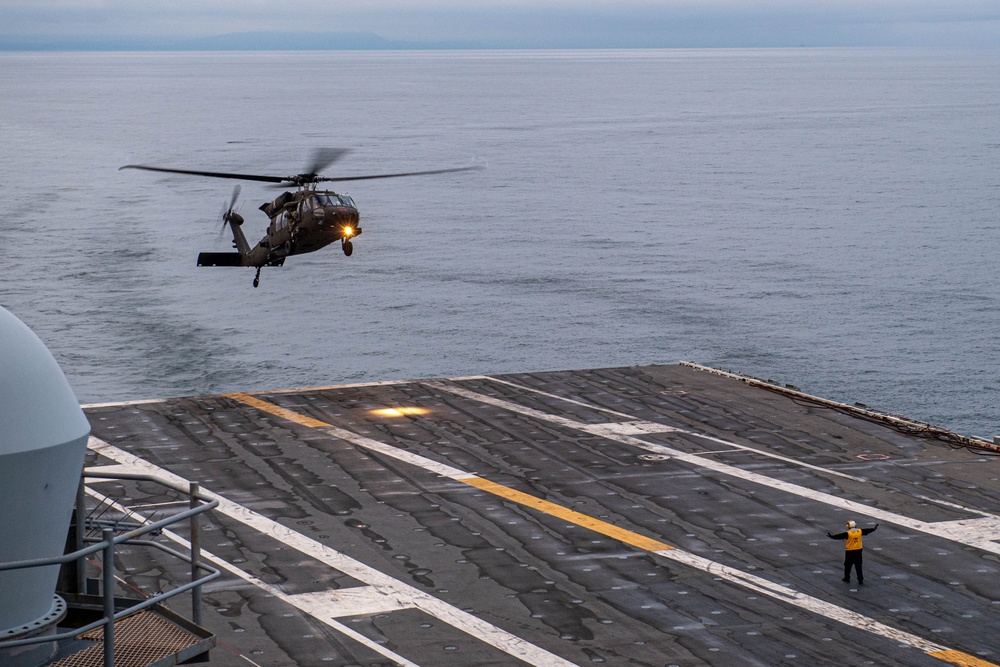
[1, 48, 997, 438]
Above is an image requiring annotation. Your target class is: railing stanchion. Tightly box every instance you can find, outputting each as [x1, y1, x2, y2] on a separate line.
[102, 528, 115, 667]
[190, 482, 203, 627]
[75, 478, 87, 595]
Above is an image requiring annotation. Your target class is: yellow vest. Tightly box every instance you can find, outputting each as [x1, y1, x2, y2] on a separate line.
[845, 528, 863, 550]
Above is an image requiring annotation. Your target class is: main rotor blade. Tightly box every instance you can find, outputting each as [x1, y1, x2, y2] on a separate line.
[119, 164, 289, 184]
[307, 148, 351, 176]
[316, 164, 484, 183]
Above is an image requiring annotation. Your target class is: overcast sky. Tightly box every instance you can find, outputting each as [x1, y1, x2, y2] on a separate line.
[4, 0, 1000, 48]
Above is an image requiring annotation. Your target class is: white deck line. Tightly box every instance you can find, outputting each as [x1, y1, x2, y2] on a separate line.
[468, 376, 867, 482]
[82, 486, 422, 667]
[87, 437, 581, 667]
[657, 548, 945, 653]
[319, 424, 476, 481]
[426, 380, 1000, 556]
[82, 397, 174, 409]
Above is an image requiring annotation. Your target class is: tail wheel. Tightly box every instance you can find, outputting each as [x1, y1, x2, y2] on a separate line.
[343, 240, 354, 256]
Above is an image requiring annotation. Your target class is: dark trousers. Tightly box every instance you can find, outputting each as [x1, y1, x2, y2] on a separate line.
[844, 549, 863, 582]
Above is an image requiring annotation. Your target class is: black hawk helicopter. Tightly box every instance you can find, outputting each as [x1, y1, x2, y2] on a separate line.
[120, 149, 481, 287]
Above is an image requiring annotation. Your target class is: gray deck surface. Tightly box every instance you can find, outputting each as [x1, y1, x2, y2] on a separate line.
[81, 364, 1000, 667]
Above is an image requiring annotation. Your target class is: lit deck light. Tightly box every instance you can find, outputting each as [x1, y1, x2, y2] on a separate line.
[371, 407, 429, 418]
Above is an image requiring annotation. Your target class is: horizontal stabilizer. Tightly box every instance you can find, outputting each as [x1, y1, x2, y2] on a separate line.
[197, 252, 243, 267]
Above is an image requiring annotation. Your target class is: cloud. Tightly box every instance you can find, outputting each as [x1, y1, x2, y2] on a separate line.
[2, 0, 999, 47]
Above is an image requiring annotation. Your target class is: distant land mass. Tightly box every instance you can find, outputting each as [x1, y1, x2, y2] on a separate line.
[0, 31, 485, 51]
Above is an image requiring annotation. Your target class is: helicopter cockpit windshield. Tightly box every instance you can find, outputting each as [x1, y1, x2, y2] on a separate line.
[313, 193, 356, 208]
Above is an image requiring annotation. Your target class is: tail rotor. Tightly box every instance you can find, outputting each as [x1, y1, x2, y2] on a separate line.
[220, 185, 243, 235]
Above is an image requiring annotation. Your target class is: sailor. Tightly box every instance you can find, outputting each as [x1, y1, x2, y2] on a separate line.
[827, 520, 878, 584]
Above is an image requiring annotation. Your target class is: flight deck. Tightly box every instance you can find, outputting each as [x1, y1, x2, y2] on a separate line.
[80, 363, 1000, 667]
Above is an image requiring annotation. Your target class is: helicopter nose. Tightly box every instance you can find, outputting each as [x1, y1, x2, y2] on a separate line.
[323, 206, 356, 219]
[340, 209, 360, 226]
[344, 210, 361, 236]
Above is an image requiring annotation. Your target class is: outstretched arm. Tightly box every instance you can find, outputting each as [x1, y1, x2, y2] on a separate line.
[827, 531, 847, 540]
[861, 524, 879, 536]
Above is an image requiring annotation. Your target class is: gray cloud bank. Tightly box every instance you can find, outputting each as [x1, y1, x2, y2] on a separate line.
[3, 2, 1000, 49]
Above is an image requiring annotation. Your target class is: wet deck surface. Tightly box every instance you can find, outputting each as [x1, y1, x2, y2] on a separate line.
[82, 364, 1000, 667]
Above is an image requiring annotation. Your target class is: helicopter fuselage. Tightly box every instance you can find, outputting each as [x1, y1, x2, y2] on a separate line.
[199, 187, 362, 276]
[250, 188, 361, 261]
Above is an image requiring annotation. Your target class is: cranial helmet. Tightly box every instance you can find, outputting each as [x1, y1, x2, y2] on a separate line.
[847, 520, 857, 529]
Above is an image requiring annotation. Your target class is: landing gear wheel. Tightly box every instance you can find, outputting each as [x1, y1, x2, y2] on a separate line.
[253, 267, 261, 288]
[342, 240, 354, 256]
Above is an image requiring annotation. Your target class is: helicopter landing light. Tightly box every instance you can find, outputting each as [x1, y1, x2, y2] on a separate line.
[371, 407, 429, 418]
[342, 226, 354, 237]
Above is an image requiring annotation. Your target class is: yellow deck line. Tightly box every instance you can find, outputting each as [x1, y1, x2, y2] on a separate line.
[463, 477, 674, 552]
[223, 391, 996, 667]
[929, 650, 1000, 667]
[226, 392, 332, 428]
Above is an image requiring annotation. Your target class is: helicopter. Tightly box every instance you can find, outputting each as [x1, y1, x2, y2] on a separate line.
[120, 149, 482, 287]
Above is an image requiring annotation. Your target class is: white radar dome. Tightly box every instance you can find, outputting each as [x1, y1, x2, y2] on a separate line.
[0, 305, 90, 642]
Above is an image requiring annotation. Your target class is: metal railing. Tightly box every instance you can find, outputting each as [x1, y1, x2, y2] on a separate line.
[0, 470, 220, 667]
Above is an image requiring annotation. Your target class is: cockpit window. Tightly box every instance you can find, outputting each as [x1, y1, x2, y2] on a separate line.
[314, 193, 345, 207]
[312, 193, 355, 207]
